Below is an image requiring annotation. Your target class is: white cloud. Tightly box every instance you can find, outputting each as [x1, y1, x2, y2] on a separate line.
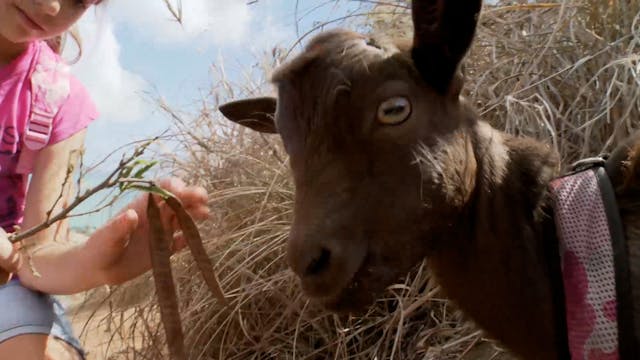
[61, 1, 286, 124]
[64, 11, 149, 123]
[105, 0, 252, 47]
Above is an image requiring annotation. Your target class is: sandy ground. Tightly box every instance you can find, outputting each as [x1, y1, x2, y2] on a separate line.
[59, 286, 152, 360]
[53, 234, 153, 359]
[59, 291, 123, 359]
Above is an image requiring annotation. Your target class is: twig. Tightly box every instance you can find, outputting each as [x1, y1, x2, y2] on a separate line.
[9, 140, 156, 243]
[162, 0, 183, 24]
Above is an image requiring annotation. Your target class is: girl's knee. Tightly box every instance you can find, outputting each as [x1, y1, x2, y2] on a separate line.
[0, 334, 47, 360]
[45, 336, 83, 360]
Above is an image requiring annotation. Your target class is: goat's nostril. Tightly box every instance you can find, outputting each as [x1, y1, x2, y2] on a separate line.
[305, 247, 332, 276]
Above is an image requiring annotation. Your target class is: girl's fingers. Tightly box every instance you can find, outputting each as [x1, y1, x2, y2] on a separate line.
[157, 178, 207, 210]
[179, 202, 209, 221]
[89, 209, 138, 263]
[180, 186, 208, 206]
[155, 185, 210, 229]
[180, 187, 210, 221]
[170, 232, 188, 254]
[0, 228, 21, 274]
[156, 177, 186, 199]
[0, 247, 21, 274]
[190, 204, 210, 221]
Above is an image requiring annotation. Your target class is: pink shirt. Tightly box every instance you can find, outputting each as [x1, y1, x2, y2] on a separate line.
[0, 41, 99, 231]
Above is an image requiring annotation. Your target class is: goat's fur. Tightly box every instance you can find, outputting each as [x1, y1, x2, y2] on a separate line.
[219, 1, 640, 358]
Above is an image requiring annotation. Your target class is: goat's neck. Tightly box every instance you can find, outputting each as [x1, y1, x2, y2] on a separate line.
[425, 121, 565, 360]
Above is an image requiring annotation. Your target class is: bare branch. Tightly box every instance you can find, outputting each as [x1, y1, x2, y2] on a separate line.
[162, 0, 183, 24]
[9, 139, 158, 243]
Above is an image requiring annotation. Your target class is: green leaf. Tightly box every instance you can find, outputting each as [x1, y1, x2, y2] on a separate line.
[127, 184, 174, 199]
[133, 160, 158, 179]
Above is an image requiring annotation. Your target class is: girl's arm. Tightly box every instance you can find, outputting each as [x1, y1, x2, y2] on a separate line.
[21, 130, 86, 245]
[14, 130, 98, 293]
[14, 133, 210, 295]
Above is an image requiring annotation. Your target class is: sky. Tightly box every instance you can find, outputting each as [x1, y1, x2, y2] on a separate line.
[66, 0, 370, 229]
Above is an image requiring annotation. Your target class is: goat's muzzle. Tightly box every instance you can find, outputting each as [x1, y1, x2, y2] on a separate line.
[286, 226, 367, 300]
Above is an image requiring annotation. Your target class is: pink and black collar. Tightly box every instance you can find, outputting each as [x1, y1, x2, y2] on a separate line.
[549, 156, 637, 359]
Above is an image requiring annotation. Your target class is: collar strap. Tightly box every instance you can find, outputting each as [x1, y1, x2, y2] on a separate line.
[549, 160, 637, 359]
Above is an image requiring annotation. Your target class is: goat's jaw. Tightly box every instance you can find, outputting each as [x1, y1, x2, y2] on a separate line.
[309, 256, 401, 314]
[315, 275, 376, 315]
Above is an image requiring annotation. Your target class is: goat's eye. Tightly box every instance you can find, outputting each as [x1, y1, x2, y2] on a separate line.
[365, 38, 381, 50]
[377, 97, 411, 125]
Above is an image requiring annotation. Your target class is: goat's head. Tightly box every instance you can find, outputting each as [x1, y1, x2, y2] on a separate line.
[219, 0, 483, 313]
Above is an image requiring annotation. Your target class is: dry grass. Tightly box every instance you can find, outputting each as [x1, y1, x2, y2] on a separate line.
[73, 0, 640, 359]
[467, 0, 640, 168]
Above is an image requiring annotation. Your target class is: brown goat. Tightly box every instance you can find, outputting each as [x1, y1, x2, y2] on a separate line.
[219, 1, 640, 359]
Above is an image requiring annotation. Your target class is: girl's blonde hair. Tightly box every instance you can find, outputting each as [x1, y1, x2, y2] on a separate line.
[45, 1, 107, 62]
[45, 26, 83, 63]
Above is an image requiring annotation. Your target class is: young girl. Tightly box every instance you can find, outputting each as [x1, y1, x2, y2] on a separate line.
[0, 1, 210, 359]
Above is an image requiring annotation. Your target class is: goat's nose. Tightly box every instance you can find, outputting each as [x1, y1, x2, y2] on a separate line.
[303, 246, 332, 277]
[287, 226, 367, 298]
[289, 242, 333, 279]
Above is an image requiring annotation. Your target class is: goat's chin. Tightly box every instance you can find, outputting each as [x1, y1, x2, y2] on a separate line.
[318, 289, 375, 315]
[311, 260, 402, 315]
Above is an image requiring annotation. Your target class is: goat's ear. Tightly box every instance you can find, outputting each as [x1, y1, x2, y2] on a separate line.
[411, 0, 482, 95]
[218, 97, 278, 134]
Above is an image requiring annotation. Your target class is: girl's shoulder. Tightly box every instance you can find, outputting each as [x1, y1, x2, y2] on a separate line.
[33, 41, 77, 105]
[0, 40, 100, 162]
[32, 41, 99, 145]
[0, 41, 99, 173]
[0, 40, 95, 112]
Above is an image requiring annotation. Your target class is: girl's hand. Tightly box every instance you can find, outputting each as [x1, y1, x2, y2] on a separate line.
[0, 228, 21, 284]
[81, 177, 209, 286]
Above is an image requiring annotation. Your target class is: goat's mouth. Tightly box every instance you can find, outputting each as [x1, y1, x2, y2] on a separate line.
[313, 255, 397, 314]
